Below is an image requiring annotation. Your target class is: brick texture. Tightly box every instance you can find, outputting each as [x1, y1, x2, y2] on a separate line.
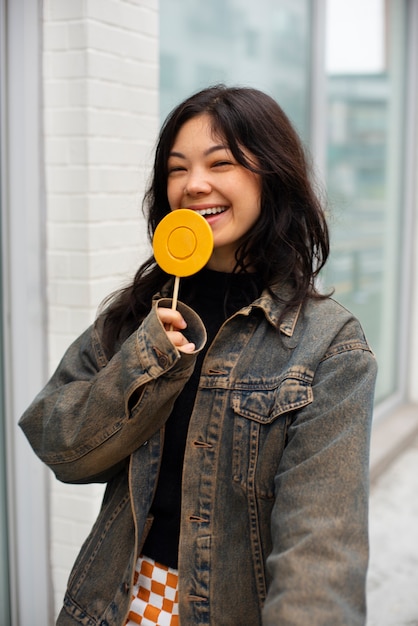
[43, 0, 159, 615]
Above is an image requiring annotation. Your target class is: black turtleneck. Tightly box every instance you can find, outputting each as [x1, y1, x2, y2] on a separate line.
[142, 268, 263, 568]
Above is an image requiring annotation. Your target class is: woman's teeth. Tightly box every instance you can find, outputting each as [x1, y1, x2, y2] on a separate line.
[196, 207, 227, 217]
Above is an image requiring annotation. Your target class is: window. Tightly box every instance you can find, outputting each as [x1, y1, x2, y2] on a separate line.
[323, 0, 408, 402]
[0, 0, 11, 619]
[0, 232, 11, 626]
[160, 0, 312, 139]
[160, 0, 410, 407]
[1, 0, 51, 621]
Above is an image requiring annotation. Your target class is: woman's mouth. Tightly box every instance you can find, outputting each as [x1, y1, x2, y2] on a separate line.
[194, 206, 228, 217]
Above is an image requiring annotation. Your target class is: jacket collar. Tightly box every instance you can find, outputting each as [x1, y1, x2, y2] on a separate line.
[159, 278, 302, 338]
[242, 284, 302, 337]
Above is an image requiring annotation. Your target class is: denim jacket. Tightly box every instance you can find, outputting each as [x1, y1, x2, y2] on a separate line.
[19, 286, 377, 626]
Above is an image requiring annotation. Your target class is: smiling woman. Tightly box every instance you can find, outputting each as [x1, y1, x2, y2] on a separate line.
[19, 85, 377, 626]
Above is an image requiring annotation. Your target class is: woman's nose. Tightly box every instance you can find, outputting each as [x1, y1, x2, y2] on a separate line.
[183, 170, 212, 196]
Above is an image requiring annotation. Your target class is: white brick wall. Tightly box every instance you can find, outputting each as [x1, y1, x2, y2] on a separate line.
[43, 0, 159, 615]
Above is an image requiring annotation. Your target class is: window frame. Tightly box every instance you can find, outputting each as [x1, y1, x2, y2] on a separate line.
[1, 0, 52, 622]
[371, 0, 418, 417]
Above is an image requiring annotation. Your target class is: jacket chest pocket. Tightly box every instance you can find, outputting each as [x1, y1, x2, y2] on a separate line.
[231, 371, 313, 499]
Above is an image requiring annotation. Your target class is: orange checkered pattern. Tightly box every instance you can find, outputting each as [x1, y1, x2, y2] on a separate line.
[125, 555, 179, 626]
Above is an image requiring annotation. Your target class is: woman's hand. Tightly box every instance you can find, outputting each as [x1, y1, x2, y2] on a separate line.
[157, 307, 196, 354]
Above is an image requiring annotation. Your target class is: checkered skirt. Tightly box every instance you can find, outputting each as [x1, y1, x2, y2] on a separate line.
[125, 555, 179, 626]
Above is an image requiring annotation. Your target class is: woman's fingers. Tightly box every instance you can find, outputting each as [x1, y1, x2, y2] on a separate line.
[157, 307, 195, 353]
[157, 307, 187, 330]
[166, 331, 196, 353]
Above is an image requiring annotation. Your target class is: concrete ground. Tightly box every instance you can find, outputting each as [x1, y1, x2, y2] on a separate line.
[367, 423, 418, 625]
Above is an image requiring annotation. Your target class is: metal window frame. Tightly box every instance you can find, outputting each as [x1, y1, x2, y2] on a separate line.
[1, 0, 52, 623]
[374, 0, 418, 418]
[311, 0, 418, 418]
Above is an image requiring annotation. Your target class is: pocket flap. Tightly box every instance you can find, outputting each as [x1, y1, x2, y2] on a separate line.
[231, 370, 313, 424]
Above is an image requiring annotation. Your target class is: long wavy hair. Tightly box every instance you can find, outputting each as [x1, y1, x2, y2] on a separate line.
[101, 85, 330, 352]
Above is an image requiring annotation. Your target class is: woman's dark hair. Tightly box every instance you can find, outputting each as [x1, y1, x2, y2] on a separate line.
[101, 84, 330, 352]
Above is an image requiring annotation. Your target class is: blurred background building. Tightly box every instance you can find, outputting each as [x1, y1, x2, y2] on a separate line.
[1, 0, 417, 623]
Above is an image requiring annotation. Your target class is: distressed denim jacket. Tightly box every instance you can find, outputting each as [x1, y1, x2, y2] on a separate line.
[19, 286, 377, 626]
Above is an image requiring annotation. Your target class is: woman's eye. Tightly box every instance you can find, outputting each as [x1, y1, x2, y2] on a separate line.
[168, 165, 186, 174]
[213, 160, 233, 168]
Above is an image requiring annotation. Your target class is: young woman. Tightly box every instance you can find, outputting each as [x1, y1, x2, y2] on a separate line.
[20, 85, 377, 626]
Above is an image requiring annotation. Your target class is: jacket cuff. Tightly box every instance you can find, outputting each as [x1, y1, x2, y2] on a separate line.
[155, 297, 207, 351]
[130, 298, 206, 380]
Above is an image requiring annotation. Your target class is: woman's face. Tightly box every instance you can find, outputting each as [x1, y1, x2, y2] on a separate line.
[166, 114, 261, 272]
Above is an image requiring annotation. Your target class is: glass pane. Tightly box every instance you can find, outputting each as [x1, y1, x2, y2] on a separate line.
[160, 0, 311, 139]
[0, 0, 11, 614]
[0, 273, 11, 626]
[323, 0, 406, 402]
[0, 172, 11, 626]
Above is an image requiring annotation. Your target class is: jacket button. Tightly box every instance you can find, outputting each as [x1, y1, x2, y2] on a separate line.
[123, 582, 130, 593]
[158, 355, 169, 367]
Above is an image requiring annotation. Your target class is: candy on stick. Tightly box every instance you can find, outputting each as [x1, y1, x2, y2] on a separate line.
[153, 209, 214, 314]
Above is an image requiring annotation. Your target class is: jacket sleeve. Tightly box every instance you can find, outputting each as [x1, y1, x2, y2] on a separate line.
[262, 325, 377, 626]
[19, 298, 206, 484]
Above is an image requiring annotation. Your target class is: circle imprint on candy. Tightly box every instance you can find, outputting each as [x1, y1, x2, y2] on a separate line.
[168, 226, 197, 260]
[153, 209, 214, 276]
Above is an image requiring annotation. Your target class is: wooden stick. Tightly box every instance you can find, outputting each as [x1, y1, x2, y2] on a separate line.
[172, 275, 180, 312]
[169, 275, 180, 331]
